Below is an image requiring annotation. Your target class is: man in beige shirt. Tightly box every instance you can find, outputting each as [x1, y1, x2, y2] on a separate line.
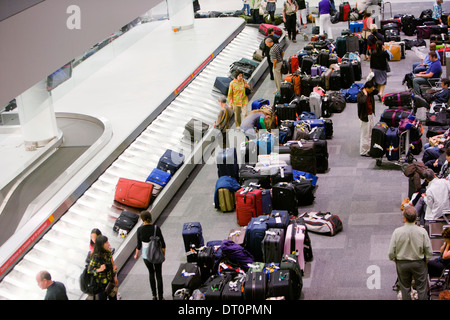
[388, 206, 433, 300]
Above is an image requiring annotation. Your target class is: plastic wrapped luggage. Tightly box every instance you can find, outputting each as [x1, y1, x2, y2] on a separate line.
[235, 187, 263, 226]
[157, 149, 185, 175]
[114, 178, 153, 209]
[171, 263, 202, 296]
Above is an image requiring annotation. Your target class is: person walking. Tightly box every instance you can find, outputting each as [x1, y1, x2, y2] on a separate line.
[134, 210, 166, 300]
[213, 96, 233, 148]
[369, 41, 391, 101]
[266, 0, 277, 23]
[295, 0, 308, 32]
[228, 70, 251, 130]
[242, 0, 251, 16]
[88, 235, 118, 300]
[357, 80, 377, 157]
[432, 0, 444, 24]
[265, 37, 284, 94]
[318, 0, 333, 40]
[388, 206, 433, 300]
[36, 270, 68, 300]
[283, 0, 298, 42]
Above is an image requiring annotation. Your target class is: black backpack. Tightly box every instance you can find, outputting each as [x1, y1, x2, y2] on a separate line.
[79, 264, 101, 295]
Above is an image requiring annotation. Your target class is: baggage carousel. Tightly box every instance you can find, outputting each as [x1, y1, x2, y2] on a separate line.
[0, 17, 279, 300]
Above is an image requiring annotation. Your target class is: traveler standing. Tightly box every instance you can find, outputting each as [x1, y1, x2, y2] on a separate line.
[369, 41, 391, 101]
[262, 28, 279, 81]
[88, 235, 118, 300]
[318, 0, 333, 40]
[228, 70, 251, 130]
[357, 80, 377, 157]
[250, 0, 263, 23]
[213, 96, 233, 148]
[134, 210, 166, 300]
[283, 0, 298, 42]
[36, 270, 69, 300]
[388, 206, 433, 300]
[432, 0, 443, 24]
[295, 0, 308, 32]
[266, 0, 277, 23]
[242, 0, 251, 16]
[265, 37, 284, 94]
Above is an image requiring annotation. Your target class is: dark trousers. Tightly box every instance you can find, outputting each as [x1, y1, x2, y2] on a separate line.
[94, 283, 118, 300]
[144, 259, 164, 299]
[285, 13, 297, 40]
[396, 260, 429, 300]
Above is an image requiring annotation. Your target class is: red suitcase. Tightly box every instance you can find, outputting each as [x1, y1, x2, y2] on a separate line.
[114, 178, 153, 208]
[258, 23, 283, 37]
[235, 187, 263, 226]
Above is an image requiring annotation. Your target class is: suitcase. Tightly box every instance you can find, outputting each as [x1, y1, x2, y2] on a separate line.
[318, 50, 330, 67]
[235, 187, 263, 226]
[349, 21, 363, 33]
[351, 60, 362, 81]
[216, 147, 239, 179]
[146, 168, 171, 187]
[251, 98, 270, 110]
[238, 165, 271, 188]
[182, 222, 205, 259]
[157, 149, 185, 175]
[289, 141, 317, 175]
[346, 35, 360, 53]
[272, 182, 298, 215]
[279, 82, 295, 104]
[289, 55, 300, 74]
[380, 109, 413, 128]
[292, 178, 315, 206]
[382, 92, 413, 107]
[431, 25, 448, 35]
[171, 263, 202, 296]
[300, 74, 312, 96]
[218, 188, 235, 212]
[267, 269, 297, 300]
[197, 246, 216, 282]
[203, 273, 233, 300]
[329, 70, 342, 91]
[417, 25, 432, 39]
[385, 127, 400, 161]
[240, 140, 258, 165]
[309, 91, 322, 118]
[339, 61, 354, 89]
[113, 210, 139, 234]
[336, 36, 347, 58]
[244, 271, 267, 300]
[284, 73, 301, 96]
[402, 14, 417, 36]
[267, 210, 291, 230]
[275, 103, 297, 121]
[328, 91, 346, 113]
[301, 55, 314, 75]
[259, 23, 283, 36]
[279, 254, 303, 299]
[228, 227, 246, 245]
[244, 216, 269, 261]
[114, 178, 153, 209]
[369, 122, 388, 158]
[262, 228, 286, 263]
[323, 68, 333, 90]
[184, 118, 209, 142]
[214, 76, 232, 95]
[283, 223, 306, 271]
[384, 43, 401, 61]
[261, 188, 273, 214]
[222, 274, 245, 300]
[339, 2, 350, 21]
[324, 118, 334, 139]
[310, 65, 322, 77]
[271, 164, 294, 185]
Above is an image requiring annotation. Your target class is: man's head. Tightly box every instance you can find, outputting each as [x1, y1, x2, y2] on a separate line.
[429, 51, 439, 62]
[446, 148, 450, 163]
[265, 37, 274, 48]
[441, 78, 450, 89]
[36, 270, 53, 290]
[218, 96, 227, 106]
[403, 206, 417, 223]
[267, 27, 274, 35]
[364, 80, 375, 94]
[423, 168, 436, 182]
[430, 42, 437, 52]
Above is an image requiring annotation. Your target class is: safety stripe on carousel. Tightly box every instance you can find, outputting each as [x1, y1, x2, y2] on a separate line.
[174, 53, 214, 96]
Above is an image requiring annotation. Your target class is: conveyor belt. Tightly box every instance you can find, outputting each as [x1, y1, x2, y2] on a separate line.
[0, 25, 270, 300]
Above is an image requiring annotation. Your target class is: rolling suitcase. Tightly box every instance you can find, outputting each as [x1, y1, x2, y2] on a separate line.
[228, 227, 246, 245]
[184, 118, 209, 142]
[278, 254, 303, 299]
[171, 263, 202, 296]
[251, 98, 270, 110]
[279, 82, 295, 104]
[275, 103, 297, 121]
[238, 165, 271, 188]
[216, 147, 239, 179]
[235, 187, 263, 226]
[146, 168, 171, 187]
[385, 127, 400, 161]
[222, 274, 245, 300]
[198, 246, 216, 282]
[182, 222, 205, 260]
[267, 210, 290, 230]
[339, 61, 354, 89]
[301, 55, 314, 75]
[289, 54, 300, 73]
[283, 223, 306, 271]
[244, 216, 269, 261]
[261, 188, 273, 214]
[346, 35, 360, 53]
[284, 72, 301, 96]
[270, 164, 294, 185]
[218, 188, 235, 212]
[157, 149, 185, 175]
[114, 178, 153, 209]
[329, 70, 342, 91]
[267, 269, 296, 300]
[339, 2, 350, 21]
[203, 273, 233, 300]
[259, 23, 282, 36]
[214, 76, 232, 95]
[262, 228, 286, 263]
[244, 271, 267, 300]
[289, 141, 317, 175]
[417, 25, 432, 39]
[300, 74, 312, 96]
[352, 60, 362, 81]
[369, 122, 388, 158]
[336, 36, 347, 58]
[272, 182, 298, 215]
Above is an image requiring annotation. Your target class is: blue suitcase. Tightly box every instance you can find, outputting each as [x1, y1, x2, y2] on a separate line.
[244, 216, 269, 261]
[214, 76, 232, 95]
[252, 98, 270, 110]
[261, 189, 273, 214]
[267, 210, 290, 230]
[216, 147, 239, 179]
[146, 168, 171, 186]
[385, 127, 400, 161]
[157, 149, 185, 175]
[182, 222, 205, 262]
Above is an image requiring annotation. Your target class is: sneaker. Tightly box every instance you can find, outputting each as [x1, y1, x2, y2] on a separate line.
[360, 153, 371, 157]
[293, 39, 297, 43]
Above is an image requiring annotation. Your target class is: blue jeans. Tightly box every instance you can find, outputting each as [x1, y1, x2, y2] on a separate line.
[412, 62, 427, 74]
[242, 3, 250, 15]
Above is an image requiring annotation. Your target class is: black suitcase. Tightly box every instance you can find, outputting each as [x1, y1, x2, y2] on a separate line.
[324, 118, 334, 139]
[171, 263, 202, 296]
[318, 50, 330, 67]
[267, 269, 297, 300]
[222, 274, 245, 300]
[369, 122, 388, 158]
[351, 60, 362, 81]
[275, 103, 297, 121]
[300, 74, 312, 96]
[271, 164, 294, 185]
[214, 76, 232, 95]
[216, 147, 239, 180]
[272, 182, 298, 215]
[289, 141, 317, 175]
[197, 246, 216, 282]
[290, 96, 310, 115]
[244, 271, 267, 300]
[292, 178, 315, 206]
[238, 165, 272, 189]
[280, 82, 295, 104]
[301, 56, 314, 75]
[279, 254, 303, 299]
[311, 139, 329, 173]
[329, 70, 342, 91]
[203, 273, 233, 300]
[339, 61, 354, 89]
[426, 125, 450, 138]
[184, 118, 209, 142]
[113, 210, 139, 233]
[262, 228, 286, 264]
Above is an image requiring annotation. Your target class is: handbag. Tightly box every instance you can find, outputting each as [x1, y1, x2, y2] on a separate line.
[146, 226, 165, 264]
[105, 280, 118, 297]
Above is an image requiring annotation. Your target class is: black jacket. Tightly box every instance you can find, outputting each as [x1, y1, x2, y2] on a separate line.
[357, 89, 376, 122]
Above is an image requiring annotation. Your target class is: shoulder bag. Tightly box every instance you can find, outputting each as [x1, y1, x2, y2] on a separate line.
[146, 225, 165, 264]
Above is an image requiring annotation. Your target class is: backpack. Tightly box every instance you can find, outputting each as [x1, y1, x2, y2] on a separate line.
[79, 264, 101, 295]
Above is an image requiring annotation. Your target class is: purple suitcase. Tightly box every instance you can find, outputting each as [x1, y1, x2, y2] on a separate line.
[283, 223, 306, 272]
[310, 65, 322, 77]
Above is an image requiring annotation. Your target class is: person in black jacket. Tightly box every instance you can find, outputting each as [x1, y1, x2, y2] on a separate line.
[134, 210, 166, 300]
[262, 28, 279, 80]
[369, 40, 391, 101]
[357, 80, 377, 156]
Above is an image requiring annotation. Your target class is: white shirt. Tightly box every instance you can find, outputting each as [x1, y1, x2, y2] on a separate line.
[425, 178, 450, 221]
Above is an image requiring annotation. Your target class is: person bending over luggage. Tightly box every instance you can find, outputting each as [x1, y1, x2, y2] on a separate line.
[388, 206, 433, 300]
[262, 28, 279, 81]
[412, 51, 442, 96]
[240, 109, 275, 140]
[357, 80, 377, 157]
[428, 228, 450, 279]
[369, 41, 390, 101]
[412, 43, 439, 74]
[414, 168, 450, 226]
[214, 96, 233, 148]
[228, 70, 251, 130]
[134, 210, 166, 300]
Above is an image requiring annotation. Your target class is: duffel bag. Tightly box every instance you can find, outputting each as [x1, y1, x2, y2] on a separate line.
[382, 92, 413, 107]
[299, 211, 343, 236]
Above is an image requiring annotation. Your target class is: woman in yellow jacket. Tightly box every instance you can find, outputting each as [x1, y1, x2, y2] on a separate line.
[227, 70, 251, 129]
